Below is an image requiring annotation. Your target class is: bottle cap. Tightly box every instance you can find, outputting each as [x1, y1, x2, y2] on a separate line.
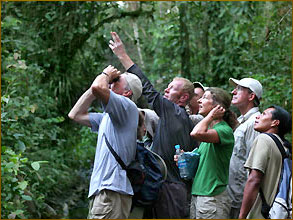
[175, 144, 180, 149]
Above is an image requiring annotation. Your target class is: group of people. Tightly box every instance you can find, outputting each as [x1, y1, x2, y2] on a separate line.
[68, 32, 292, 219]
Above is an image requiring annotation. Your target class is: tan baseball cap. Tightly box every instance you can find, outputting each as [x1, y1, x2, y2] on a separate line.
[123, 72, 142, 103]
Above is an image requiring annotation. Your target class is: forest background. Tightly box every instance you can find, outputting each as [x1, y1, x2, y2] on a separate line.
[1, 1, 292, 219]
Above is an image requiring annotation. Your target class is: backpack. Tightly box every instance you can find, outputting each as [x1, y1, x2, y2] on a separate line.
[259, 133, 292, 219]
[104, 134, 167, 206]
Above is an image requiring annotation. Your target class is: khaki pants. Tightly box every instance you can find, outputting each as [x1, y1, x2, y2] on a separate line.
[87, 189, 132, 219]
[190, 189, 230, 219]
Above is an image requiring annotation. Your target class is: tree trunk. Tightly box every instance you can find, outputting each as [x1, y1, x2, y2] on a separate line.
[127, 1, 145, 69]
[179, 3, 191, 79]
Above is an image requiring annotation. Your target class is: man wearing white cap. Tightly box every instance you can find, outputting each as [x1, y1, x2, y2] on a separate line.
[227, 77, 263, 218]
[68, 65, 142, 219]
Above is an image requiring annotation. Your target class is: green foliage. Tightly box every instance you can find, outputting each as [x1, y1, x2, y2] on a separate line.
[1, 12, 96, 218]
[1, 146, 31, 219]
[1, 1, 291, 218]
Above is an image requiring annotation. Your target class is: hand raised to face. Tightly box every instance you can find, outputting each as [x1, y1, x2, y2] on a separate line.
[208, 104, 225, 120]
[102, 65, 121, 83]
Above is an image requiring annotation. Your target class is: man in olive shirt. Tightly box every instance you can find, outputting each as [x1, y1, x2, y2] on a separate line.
[239, 106, 291, 219]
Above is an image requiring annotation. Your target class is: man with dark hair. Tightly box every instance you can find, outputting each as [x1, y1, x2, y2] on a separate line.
[227, 77, 263, 218]
[109, 31, 198, 219]
[187, 82, 205, 115]
[187, 82, 205, 125]
[239, 105, 292, 219]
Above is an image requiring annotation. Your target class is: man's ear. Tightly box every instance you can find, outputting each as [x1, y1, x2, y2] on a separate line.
[123, 90, 133, 98]
[248, 93, 256, 102]
[180, 92, 189, 103]
[271, 119, 280, 128]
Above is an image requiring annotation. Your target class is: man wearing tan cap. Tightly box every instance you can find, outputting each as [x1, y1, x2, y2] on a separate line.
[68, 65, 142, 219]
[109, 31, 198, 219]
[227, 77, 263, 219]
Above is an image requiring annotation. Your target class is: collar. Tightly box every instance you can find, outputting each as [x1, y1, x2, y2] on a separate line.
[238, 107, 259, 124]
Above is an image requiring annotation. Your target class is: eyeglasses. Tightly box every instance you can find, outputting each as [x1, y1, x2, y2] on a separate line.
[234, 85, 253, 94]
[235, 85, 245, 91]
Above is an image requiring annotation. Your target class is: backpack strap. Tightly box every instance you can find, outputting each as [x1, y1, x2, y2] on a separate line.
[103, 133, 127, 170]
[264, 133, 287, 159]
[259, 188, 271, 219]
[259, 133, 287, 219]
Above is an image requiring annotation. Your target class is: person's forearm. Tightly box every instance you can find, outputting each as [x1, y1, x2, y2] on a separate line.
[91, 73, 110, 104]
[68, 88, 96, 127]
[91, 65, 120, 105]
[127, 64, 161, 112]
[190, 114, 213, 137]
[116, 53, 134, 71]
[239, 173, 262, 218]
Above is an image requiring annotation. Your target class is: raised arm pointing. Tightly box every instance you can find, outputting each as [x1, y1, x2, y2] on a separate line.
[109, 32, 134, 70]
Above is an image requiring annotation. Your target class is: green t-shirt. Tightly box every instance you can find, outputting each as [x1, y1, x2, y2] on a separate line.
[191, 121, 234, 196]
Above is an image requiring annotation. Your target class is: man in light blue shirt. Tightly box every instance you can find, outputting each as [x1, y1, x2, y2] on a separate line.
[68, 65, 142, 219]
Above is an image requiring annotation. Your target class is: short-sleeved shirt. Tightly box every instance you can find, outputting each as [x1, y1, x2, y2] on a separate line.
[227, 107, 260, 208]
[244, 133, 283, 219]
[127, 64, 198, 183]
[88, 91, 138, 197]
[191, 121, 234, 196]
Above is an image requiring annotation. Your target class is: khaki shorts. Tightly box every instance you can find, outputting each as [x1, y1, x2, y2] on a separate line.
[190, 189, 230, 219]
[87, 189, 132, 219]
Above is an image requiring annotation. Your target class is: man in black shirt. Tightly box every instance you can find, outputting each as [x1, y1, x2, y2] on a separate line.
[109, 32, 198, 218]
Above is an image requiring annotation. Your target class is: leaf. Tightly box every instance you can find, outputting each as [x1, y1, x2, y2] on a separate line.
[13, 133, 25, 138]
[31, 161, 40, 171]
[14, 210, 24, 215]
[20, 157, 28, 163]
[18, 181, 28, 190]
[22, 195, 32, 201]
[1, 96, 10, 104]
[1, 112, 8, 119]
[11, 177, 18, 182]
[30, 104, 37, 113]
[6, 162, 15, 169]
[17, 141, 26, 152]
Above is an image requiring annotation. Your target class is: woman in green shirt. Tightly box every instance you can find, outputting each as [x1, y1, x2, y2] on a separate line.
[189, 87, 237, 219]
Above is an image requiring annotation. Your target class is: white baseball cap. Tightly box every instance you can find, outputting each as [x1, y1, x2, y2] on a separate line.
[123, 72, 142, 103]
[193, 82, 208, 91]
[229, 77, 263, 99]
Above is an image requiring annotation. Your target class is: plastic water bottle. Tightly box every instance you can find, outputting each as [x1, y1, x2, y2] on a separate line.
[175, 145, 189, 179]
